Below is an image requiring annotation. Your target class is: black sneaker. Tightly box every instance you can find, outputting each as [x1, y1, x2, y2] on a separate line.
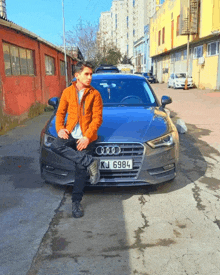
[87, 159, 100, 185]
[72, 201, 84, 218]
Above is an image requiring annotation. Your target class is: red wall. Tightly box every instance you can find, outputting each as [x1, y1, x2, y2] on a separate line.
[0, 24, 76, 116]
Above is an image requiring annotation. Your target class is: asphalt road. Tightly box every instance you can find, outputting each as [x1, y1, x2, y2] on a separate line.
[0, 84, 220, 275]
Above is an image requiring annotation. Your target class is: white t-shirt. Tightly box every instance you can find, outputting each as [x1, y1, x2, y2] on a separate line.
[71, 88, 85, 139]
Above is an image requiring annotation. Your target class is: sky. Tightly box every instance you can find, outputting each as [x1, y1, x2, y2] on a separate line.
[6, 0, 113, 46]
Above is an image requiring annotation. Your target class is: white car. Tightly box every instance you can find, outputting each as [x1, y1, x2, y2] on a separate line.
[168, 73, 193, 89]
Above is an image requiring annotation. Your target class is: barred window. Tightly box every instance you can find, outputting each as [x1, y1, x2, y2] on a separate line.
[193, 45, 203, 59]
[3, 43, 35, 76]
[207, 41, 219, 56]
[45, 55, 55, 75]
[183, 50, 187, 60]
[175, 52, 182, 61]
[60, 60, 65, 76]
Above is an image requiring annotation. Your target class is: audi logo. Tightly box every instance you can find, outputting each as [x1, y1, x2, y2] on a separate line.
[95, 145, 121, 156]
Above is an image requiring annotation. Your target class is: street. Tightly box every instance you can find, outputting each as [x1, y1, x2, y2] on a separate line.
[1, 84, 220, 275]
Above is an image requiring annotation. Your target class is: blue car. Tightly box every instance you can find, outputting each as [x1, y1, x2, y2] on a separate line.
[40, 74, 179, 186]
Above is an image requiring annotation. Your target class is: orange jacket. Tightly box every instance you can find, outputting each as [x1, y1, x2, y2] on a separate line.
[56, 82, 103, 143]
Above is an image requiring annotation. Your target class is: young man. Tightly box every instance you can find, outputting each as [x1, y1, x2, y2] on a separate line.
[51, 61, 103, 218]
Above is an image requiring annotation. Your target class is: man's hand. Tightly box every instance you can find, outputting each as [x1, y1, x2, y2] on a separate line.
[77, 137, 89, 151]
[58, 129, 70, 139]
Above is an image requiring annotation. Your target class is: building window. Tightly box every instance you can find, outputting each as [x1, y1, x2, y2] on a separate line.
[171, 54, 175, 62]
[127, 45, 129, 55]
[133, 0, 135, 7]
[60, 60, 65, 76]
[183, 49, 187, 60]
[207, 41, 219, 56]
[45, 55, 55, 75]
[3, 42, 35, 76]
[133, 29, 135, 36]
[162, 27, 165, 44]
[160, 0, 165, 4]
[176, 15, 180, 36]
[158, 30, 161, 46]
[72, 64, 75, 76]
[175, 51, 182, 61]
[127, 16, 129, 28]
[193, 45, 203, 59]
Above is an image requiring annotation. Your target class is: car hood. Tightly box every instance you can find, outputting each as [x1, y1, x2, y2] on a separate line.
[47, 107, 170, 143]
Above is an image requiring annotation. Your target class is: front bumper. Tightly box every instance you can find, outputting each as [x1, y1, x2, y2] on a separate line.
[175, 82, 193, 88]
[40, 140, 179, 187]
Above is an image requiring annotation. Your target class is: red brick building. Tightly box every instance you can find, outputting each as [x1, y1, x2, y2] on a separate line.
[0, 16, 82, 117]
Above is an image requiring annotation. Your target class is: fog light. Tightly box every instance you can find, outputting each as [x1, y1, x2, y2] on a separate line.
[163, 164, 174, 170]
[45, 165, 55, 171]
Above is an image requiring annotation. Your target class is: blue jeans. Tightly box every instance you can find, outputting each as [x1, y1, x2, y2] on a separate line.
[51, 135, 95, 202]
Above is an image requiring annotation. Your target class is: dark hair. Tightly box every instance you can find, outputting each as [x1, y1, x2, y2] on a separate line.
[75, 61, 93, 74]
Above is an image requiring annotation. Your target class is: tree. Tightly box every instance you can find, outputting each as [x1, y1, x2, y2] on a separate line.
[66, 20, 99, 61]
[65, 19, 123, 67]
[99, 47, 122, 65]
[121, 54, 132, 65]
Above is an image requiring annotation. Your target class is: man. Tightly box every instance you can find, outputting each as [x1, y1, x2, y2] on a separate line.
[51, 61, 103, 218]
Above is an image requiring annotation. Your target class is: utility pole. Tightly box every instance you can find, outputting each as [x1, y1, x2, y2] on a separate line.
[62, 0, 68, 87]
[185, 0, 191, 90]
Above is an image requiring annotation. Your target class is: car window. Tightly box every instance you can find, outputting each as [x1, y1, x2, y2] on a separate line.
[91, 79, 157, 106]
[95, 69, 119, 73]
[175, 73, 186, 78]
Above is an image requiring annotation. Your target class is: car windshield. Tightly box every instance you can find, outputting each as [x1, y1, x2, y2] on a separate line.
[175, 73, 186, 78]
[91, 78, 157, 106]
[96, 69, 119, 73]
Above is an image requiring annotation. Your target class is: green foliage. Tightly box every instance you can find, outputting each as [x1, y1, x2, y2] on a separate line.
[99, 48, 122, 65]
[121, 54, 132, 65]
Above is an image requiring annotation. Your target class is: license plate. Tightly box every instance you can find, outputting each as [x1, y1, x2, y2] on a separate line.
[99, 159, 133, 170]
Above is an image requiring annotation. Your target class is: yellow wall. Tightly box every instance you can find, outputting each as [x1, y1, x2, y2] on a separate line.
[200, 0, 214, 38]
[150, 0, 193, 57]
[212, 0, 220, 31]
[150, 0, 220, 57]
[192, 53, 218, 89]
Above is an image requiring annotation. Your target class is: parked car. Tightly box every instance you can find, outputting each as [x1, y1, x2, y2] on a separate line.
[94, 64, 119, 73]
[142, 72, 156, 83]
[40, 74, 179, 187]
[168, 73, 193, 89]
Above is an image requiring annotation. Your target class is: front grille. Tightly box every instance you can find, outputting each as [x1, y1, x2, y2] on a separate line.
[93, 142, 145, 182]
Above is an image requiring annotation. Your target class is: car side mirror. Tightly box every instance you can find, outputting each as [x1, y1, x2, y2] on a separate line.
[160, 95, 172, 110]
[48, 97, 59, 110]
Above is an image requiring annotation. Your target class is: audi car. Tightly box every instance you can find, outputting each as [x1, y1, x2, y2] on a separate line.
[40, 74, 179, 187]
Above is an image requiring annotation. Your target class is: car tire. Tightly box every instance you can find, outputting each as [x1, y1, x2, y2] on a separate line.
[174, 83, 177, 89]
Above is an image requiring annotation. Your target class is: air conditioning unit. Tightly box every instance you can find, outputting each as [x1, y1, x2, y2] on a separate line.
[198, 56, 205, 65]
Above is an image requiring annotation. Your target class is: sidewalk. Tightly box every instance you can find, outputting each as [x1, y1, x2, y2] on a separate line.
[152, 83, 220, 150]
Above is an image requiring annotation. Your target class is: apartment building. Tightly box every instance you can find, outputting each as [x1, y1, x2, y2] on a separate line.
[99, 0, 156, 70]
[98, 11, 112, 51]
[150, 0, 220, 89]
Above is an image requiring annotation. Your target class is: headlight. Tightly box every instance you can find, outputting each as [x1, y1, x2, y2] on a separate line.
[43, 134, 56, 147]
[147, 133, 174, 149]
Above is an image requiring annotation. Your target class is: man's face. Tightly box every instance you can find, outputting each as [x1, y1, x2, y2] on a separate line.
[75, 67, 93, 88]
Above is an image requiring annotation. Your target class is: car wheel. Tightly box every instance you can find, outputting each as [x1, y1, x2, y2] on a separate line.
[168, 83, 170, 88]
[174, 83, 177, 89]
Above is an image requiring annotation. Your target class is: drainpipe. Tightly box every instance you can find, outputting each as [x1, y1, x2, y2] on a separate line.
[217, 42, 220, 90]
